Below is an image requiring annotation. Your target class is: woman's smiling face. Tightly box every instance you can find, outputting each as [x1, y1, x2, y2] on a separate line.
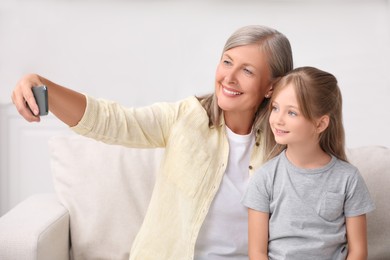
[215, 44, 272, 118]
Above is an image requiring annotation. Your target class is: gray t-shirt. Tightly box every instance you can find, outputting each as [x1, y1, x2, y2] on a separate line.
[242, 150, 375, 260]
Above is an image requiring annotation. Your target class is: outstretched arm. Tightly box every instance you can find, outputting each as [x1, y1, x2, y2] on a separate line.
[248, 208, 269, 260]
[11, 74, 86, 127]
[346, 214, 368, 260]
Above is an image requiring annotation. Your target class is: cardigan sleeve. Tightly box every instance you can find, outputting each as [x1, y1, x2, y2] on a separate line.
[70, 95, 194, 148]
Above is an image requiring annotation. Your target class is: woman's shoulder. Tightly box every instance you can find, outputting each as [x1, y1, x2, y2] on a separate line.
[143, 96, 206, 118]
[167, 95, 206, 111]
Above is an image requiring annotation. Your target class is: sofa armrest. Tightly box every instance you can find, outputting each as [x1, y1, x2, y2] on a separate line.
[0, 193, 70, 260]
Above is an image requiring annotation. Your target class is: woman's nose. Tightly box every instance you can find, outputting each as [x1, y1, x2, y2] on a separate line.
[225, 69, 238, 84]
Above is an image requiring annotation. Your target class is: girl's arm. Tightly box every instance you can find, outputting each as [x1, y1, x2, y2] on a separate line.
[346, 214, 368, 260]
[248, 208, 269, 260]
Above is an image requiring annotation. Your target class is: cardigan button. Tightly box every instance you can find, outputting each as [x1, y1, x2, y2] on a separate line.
[249, 165, 253, 170]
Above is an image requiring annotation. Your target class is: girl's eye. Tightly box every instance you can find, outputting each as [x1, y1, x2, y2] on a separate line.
[271, 105, 279, 112]
[288, 111, 298, 117]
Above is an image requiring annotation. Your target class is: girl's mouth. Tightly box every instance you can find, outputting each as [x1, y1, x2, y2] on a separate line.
[275, 128, 289, 134]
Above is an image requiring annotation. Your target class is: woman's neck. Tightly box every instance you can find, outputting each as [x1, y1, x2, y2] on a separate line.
[224, 112, 254, 135]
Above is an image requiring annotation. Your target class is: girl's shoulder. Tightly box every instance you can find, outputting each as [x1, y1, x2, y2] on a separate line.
[333, 157, 360, 176]
[252, 152, 285, 179]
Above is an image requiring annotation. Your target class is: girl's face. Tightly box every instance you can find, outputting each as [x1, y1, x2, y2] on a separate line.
[269, 84, 319, 148]
[215, 44, 272, 118]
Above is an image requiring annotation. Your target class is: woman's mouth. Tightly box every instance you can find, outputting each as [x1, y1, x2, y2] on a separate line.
[222, 86, 243, 96]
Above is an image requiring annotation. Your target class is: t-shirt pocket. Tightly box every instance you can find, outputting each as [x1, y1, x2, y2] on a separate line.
[318, 192, 345, 221]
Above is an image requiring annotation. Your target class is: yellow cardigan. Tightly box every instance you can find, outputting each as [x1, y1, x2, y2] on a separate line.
[72, 95, 266, 260]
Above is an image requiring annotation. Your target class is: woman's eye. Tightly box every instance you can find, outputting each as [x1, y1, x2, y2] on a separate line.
[243, 68, 253, 75]
[223, 60, 232, 66]
[271, 105, 279, 112]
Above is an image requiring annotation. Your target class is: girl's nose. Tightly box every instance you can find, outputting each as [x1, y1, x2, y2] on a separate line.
[274, 113, 285, 125]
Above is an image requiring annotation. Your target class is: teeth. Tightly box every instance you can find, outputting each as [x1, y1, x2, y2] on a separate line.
[276, 129, 288, 133]
[223, 87, 242, 95]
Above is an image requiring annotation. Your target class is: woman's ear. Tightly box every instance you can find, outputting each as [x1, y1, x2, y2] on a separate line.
[265, 77, 281, 98]
[265, 86, 274, 98]
[316, 115, 330, 134]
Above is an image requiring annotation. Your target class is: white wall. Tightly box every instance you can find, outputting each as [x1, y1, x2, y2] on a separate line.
[1, 0, 389, 213]
[1, 0, 390, 147]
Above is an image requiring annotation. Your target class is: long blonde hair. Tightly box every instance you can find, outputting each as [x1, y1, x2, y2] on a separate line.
[197, 25, 293, 131]
[264, 66, 347, 161]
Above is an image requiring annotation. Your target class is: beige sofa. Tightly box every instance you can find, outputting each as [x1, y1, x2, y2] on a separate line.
[0, 135, 389, 260]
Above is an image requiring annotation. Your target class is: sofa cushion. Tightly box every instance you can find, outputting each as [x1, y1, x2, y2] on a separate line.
[49, 134, 163, 260]
[347, 145, 390, 259]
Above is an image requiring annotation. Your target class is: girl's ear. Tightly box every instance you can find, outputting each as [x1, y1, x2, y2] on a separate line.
[316, 115, 330, 134]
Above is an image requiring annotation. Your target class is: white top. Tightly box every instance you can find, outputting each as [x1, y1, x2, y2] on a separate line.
[194, 126, 255, 259]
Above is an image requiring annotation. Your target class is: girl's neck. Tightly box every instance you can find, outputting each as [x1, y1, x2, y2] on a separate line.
[285, 145, 331, 169]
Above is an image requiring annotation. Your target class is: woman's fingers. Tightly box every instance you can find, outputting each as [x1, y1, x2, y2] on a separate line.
[11, 74, 43, 122]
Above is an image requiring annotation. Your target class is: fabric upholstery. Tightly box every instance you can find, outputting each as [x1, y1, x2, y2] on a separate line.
[0, 193, 69, 260]
[347, 146, 390, 259]
[49, 134, 163, 260]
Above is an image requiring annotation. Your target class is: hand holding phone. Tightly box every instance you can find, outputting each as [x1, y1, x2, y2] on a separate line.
[29, 86, 49, 116]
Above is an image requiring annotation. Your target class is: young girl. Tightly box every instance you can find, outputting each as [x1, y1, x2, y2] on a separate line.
[242, 66, 375, 260]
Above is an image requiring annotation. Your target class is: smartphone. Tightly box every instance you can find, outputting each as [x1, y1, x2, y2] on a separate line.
[31, 86, 49, 116]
